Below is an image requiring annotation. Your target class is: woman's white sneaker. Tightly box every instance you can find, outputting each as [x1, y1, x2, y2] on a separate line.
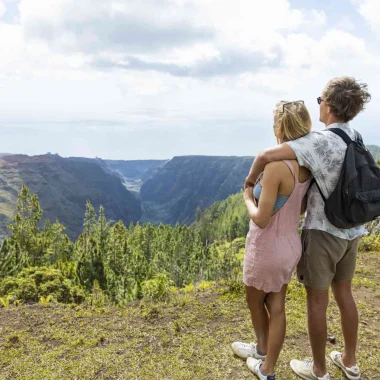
[329, 351, 361, 380]
[290, 358, 330, 380]
[247, 358, 276, 380]
[231, 341, 266, 360]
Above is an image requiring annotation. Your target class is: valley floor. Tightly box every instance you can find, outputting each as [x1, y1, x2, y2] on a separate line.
[0, 251, 379, 380]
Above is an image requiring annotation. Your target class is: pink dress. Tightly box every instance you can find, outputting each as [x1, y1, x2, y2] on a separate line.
[243, 160, 310, 293]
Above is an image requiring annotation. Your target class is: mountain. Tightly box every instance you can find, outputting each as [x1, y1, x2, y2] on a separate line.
[67, 157, 167, 193]
[2, 141, 380, 241]
[191, 191, 249, 244]
[105, 160, 167, 181]
[104, 159, 167, 193]
[0, 155, 141, 240]
[140, 156, 254, 225]
[367, 145, 380, 161]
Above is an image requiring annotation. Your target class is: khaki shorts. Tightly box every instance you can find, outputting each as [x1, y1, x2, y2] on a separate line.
[297, 229, 360, 291]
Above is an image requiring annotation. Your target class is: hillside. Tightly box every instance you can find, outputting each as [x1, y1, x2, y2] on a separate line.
[0, 249, 378, 379]
[104, 159, 167, 193]
[0, 155, 141, 240]
[367, 145, 380, 161]
[1, 143, 379, 239]
[191, 191, 249, 244]
[140, 156, 254, 225]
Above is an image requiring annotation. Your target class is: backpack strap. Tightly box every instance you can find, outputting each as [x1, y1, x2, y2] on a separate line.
[311, 127, 351, 202]
[328, 127, 352, 145]
[310, 127, 364, 203]
[308, 177, 326, 202]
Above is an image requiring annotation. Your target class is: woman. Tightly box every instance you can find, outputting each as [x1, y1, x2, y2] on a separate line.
[231, 100, 312, 380]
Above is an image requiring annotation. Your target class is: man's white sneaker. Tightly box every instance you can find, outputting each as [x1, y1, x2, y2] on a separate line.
[330, 351, 361, 380]
[231, 341, 266, 360]
[246, 358, 276, 380]
[290, 359, 330, 380]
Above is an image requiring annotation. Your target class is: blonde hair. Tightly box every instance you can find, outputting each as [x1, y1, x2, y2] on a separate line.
[273, 101, 312, 142]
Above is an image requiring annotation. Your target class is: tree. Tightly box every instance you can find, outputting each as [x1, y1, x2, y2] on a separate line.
[75, 202, 107, 292]
[8, 185, 43, 266]
[0, 239, 26, 279]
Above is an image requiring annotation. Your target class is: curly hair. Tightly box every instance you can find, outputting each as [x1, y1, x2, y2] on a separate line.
[323, 77, 371, 122]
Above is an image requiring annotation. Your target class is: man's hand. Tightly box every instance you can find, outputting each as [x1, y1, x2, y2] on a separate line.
[243, 187, 254, 203]
[244, 144, 297, 189]
[244, 176, 256, 190]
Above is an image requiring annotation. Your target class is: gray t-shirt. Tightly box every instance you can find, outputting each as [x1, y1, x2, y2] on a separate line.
[286, 122, 367, 240]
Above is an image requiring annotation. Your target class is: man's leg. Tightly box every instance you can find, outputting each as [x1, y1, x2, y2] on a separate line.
[292, 230, 347, 379]
[246, 285, 269, 355]
[331, 280, 358, 367]
[306, 286, 329, 377]
[331, 235, 360, 368]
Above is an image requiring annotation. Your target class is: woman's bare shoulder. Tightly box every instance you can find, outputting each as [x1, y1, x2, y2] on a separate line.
[262, 161, 289, 179]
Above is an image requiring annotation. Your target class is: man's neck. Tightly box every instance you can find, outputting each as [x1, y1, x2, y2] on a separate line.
[325, 118, 346, 128]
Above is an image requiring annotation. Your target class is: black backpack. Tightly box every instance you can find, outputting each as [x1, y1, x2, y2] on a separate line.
[312, 127, 380, 229]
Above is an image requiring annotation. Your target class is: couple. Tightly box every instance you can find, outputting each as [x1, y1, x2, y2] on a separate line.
[232, 76, 371, 380]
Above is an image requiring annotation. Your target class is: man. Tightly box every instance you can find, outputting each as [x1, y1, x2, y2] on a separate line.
[245, 77, 371, 380]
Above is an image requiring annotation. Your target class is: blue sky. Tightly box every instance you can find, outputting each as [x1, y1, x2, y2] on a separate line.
[0, 0, 380, 159]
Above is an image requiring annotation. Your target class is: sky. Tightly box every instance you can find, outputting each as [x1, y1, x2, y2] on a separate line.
[0, 0, 380, 160]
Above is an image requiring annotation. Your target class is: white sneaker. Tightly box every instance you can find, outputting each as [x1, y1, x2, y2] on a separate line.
[246, 358, 275, 380]
[290, 359, 330, 380]
[330, 351, 361, 380]
[231, 341, 266, 360]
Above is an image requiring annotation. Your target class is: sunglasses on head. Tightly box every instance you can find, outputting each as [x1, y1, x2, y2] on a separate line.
[280, 100, 304, 113]
[317, 97, 324, 105]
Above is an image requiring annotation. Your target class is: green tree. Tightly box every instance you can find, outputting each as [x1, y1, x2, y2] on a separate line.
[8, 185, 43, 266]
[0, 239, 26, 279]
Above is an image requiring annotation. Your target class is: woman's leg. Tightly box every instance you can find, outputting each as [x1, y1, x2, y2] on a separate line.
[245, 285, 269, 355]
[261, 284, 288, 375]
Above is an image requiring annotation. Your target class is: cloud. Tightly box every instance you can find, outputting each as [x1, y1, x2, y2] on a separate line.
[93, 46, 283, 77]
[17, 0, 326, 78]
[356, 0, 380, 34]
[0, 1, 6, 18]
[20, 0, 213, 54]
[1, 0, 380, 139]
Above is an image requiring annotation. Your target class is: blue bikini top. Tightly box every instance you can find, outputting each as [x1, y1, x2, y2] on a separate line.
[253, 177, 289, 211]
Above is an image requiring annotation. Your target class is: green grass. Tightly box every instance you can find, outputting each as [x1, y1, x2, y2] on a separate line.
[0, 251, 379, 379]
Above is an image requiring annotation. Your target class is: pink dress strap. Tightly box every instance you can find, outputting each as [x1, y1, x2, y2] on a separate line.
[283, 160, 298, 183]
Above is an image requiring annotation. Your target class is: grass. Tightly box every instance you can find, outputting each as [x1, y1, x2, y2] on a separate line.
[0, 251, 379, 379]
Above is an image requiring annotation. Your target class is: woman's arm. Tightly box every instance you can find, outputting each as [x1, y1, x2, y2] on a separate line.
[244, 162, 281, 229]
[244, 143, 296, 189]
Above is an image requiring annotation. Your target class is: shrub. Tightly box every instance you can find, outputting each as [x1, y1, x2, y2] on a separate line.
[142, 273, 174, 302]
[0, 266, 86, 304]
[39, 295, 52, 305]
[182, 283, 195, 294]
[87, 280, 108, 307]
[0, 277, 38, 302]
[365, 219, 380, 235]
[359, 235, 380, 252]
[225, 268, 244, 294]
[197, 281, 215, 291]
[0, 295, 12, 308]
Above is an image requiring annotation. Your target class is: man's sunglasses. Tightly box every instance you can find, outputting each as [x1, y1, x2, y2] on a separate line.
[317, 97, 324, 105]
[280, 100, 304, 113]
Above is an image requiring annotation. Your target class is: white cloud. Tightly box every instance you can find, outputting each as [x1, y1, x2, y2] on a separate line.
[0, 1, 6, 18]
[1, 0, 380, 158]
[357, 0, 380, 34]
[14, 0, 329, 78]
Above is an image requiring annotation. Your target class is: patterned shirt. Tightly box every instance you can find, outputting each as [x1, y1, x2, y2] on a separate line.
[286, 122, 367, 240]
